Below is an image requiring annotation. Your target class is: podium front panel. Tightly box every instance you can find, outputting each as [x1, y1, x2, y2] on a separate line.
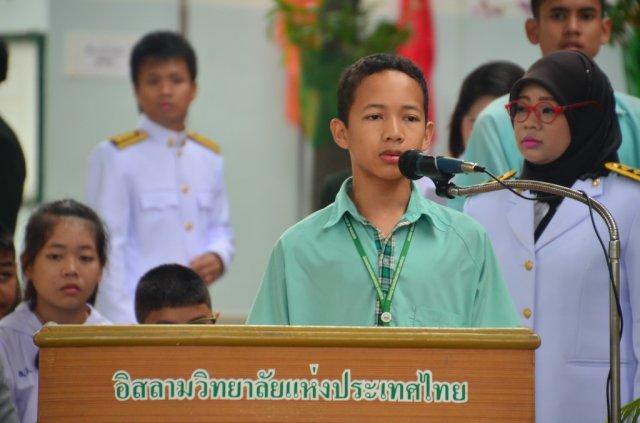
[35, 325, 539, 422]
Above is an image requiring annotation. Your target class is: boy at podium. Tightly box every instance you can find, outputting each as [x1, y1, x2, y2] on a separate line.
[248, 54, 519, 328]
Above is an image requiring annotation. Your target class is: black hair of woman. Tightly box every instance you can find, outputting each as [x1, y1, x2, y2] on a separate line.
[448, 61, 525, 158]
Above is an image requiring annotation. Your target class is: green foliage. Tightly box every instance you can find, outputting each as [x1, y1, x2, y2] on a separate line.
[267, 0, 411, 147]
[606, 0, 640, 97]
[269, 0, 410, 56]
[606, 397, 640, 423]
[621, 396, 640, 423]
[607, 0, 640, 45]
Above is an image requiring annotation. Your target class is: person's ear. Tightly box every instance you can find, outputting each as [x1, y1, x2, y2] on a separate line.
[190, 81, 198, 102]
[22, 264, 31, 281]
[20, 253, 31, 280]
[330, 118, 349, 150]
[421, 121, 434, 151]
[600, 17, 612, 45]
[525, 18, 540, 45]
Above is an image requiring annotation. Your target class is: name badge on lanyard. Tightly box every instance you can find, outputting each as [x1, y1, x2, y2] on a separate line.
[343, 214, 415, 326]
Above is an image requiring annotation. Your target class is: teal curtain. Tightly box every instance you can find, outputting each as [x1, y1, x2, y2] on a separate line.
[623, 27, 640, 97]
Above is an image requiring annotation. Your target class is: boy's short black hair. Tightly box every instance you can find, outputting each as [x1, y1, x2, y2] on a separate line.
[530, 0, 606, 18]
[129, 31, 197, 87]
[336, 53, 429, 125]
[0, 39, 8, 82]
[135, 263, 211, 323]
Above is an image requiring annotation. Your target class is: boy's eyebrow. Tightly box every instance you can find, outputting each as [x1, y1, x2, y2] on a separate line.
[362, 103, 385, 110]
[546, 5, 598, 14]
[362, 103, 423, 112]
[402, 104, 423, 112]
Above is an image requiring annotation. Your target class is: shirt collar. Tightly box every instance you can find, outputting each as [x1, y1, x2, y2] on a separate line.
[139, 114, 188, 147]
[324, 177, 437, 229]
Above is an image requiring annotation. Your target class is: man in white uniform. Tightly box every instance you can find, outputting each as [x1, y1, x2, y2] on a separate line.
[86, 31, 234, 323]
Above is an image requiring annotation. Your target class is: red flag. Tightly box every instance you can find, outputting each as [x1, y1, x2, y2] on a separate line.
[398, 0, 437, 147]
[273, 0, 319, 127]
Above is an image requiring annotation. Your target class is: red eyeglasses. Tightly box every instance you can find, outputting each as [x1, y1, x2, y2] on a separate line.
[505, 100, 603, 124]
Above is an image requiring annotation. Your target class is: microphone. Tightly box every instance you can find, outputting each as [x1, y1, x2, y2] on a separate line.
[398, 149, 485, 180]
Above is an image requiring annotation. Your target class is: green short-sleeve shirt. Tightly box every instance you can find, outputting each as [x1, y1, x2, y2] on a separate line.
[247, 179, 519, 328]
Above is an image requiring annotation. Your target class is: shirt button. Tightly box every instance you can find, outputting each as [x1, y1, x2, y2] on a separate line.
[184, 222, 193, 231]
[180, 139, 187, 146]
[181, 184, 189, 193]
[522, 308, 532, 319]
[524, 260, 533, 271]
[167, 137, 175, 147]
[592, 178, 601, 187]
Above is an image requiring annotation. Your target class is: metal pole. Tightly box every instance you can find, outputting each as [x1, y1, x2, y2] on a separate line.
[179, 0, 188, 37]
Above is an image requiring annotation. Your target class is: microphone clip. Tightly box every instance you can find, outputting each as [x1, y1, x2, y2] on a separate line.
[431, 175, 457, 199]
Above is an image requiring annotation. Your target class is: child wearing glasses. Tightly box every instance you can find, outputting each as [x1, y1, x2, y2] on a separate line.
[0, 199, 111, 423]
[464, 50, 640, 423]
[135, 263, 217, 324]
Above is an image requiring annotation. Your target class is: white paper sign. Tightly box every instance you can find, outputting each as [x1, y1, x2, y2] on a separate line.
[65, 32, 136, 79]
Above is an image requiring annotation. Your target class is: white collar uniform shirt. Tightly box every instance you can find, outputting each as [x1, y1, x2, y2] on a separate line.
[464, 173, 640, 423]
[0, 302, 111, 423]
[86, 115, 234, 323]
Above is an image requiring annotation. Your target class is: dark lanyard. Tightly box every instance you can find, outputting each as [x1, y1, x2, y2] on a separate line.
[343, 214, 415, 326]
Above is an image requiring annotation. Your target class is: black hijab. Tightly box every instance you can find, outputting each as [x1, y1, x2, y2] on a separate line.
[510, 50, 621, 189]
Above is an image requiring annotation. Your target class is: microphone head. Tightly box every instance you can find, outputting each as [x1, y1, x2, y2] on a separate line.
[398, 149, 423, 180]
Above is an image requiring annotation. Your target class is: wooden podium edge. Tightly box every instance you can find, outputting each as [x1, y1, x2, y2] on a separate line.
[35, 325, 540, 350]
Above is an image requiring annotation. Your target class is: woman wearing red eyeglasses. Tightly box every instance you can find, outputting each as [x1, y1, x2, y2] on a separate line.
[464, 50, 640, 423]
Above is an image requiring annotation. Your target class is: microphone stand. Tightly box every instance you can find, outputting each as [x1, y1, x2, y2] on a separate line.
[438, 177, 621, 423]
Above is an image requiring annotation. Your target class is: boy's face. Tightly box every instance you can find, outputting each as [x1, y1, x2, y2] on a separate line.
[0, 251, 18, 318]
[143, 303, 213, 324]
[525, 0, 611, 58]
[330, 70, 433, 183]
[134, 58, 197, 132]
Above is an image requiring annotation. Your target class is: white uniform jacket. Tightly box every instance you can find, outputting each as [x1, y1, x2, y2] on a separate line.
[86, 115, 235, 323]
[0, 303, 110, 423]
[465, 173, 640, 423]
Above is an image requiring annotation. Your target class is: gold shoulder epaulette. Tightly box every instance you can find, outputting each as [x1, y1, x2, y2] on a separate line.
[188, 130, 221, 154]
[605, 162, 640, 182]
[110, 130, 148, 149]
[481, 169, 517, 184]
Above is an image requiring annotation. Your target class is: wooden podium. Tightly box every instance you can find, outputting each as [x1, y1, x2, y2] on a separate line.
[35, 325, 539, 422]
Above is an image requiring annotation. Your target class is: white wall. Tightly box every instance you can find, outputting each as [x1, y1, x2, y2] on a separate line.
[42, 0, 300, 321]
[0, 0, 48, 32]
[0, 0, 627, 322]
